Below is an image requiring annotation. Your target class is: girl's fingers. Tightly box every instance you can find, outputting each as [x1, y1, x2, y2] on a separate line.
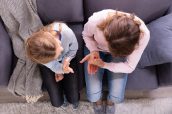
[68, 67, 74, 73]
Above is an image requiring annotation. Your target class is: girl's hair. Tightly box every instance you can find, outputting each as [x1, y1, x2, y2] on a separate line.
[25, 29, 58, 64]
[97, 11, 141, 57]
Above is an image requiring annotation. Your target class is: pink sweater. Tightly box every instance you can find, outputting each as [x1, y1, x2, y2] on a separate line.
[82, 9, 150, 73]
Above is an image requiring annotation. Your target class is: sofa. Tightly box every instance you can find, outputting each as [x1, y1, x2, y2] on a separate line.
[0, 0, 172, 102]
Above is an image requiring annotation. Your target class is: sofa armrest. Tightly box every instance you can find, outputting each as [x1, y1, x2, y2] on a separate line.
[0, 18, 13, 86]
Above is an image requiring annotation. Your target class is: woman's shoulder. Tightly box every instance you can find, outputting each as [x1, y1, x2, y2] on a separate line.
[86, 9, 116, 28]
[92, 9, 116, 16]
[89, 9, 116, 21]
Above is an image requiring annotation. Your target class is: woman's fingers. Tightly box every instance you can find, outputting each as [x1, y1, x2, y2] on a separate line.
[93, 59, 105, 67]
[80, 54, 90, 63]
[91, 65, 98, 74]
[88, 63, 98, 75]
[87, 63, 91, 74]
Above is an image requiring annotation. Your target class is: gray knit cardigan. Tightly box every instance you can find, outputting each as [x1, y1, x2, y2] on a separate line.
[0, 0, 43, 103]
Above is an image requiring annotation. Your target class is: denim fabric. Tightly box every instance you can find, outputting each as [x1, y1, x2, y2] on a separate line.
[84, 48, 128, 103]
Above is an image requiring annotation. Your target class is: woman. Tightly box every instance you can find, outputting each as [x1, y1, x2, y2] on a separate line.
[80, 9, 150, 114]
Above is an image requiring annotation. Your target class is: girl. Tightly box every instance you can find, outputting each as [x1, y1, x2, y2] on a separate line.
[26, 22, 79, 108]
[80, 9, 150, 114]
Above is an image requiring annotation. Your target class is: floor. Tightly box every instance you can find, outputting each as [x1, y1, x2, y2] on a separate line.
[0, 98, 172, 114]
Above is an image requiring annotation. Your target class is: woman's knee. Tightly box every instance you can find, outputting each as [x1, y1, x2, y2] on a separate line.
[107, 94, 125, 104]
[87, 90, 102, 102]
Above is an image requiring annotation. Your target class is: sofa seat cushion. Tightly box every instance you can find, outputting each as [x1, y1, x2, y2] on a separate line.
[127, 66, 158, 90]
[157, 63, 172, 86]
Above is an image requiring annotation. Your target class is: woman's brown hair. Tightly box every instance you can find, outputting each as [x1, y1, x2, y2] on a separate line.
[98, 11, 141, 57]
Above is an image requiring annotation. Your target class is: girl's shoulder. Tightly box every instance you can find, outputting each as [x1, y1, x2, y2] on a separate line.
[53, 22, 67, 31]
[53, 22, 72, 32]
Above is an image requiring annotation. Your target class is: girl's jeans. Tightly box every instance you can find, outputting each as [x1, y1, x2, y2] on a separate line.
[84, 48, 128, 103]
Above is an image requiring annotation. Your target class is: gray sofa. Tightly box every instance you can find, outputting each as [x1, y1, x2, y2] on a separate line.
[0, 0, 172, 102]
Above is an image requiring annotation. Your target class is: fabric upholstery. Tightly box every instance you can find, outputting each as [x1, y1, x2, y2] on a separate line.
[83, 0, 171, 23]
[157, 63, 172, 86]
[0, 18, 12, 86]
[127, 66, 158, 90]
[1, 0, 172, 90]
[37, 0, 84, 24]
[139, 13, 172, 67]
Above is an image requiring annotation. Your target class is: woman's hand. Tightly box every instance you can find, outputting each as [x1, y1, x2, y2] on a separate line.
[80, 51, 100, 74]
[87, 63, 98, 75]
[89, 58, 105, 68]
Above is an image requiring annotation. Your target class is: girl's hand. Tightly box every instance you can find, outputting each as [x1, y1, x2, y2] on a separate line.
[55, 74, 64, 82]
[62, 58, 74, 74]
[63, 58, 70, 70]
[63, 66, 74, 74]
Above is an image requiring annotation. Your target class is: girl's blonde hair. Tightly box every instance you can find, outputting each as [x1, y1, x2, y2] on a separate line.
[26, 24, 59, 64]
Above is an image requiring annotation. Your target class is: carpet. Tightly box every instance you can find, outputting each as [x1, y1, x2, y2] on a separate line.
[0, 98, 172, 114]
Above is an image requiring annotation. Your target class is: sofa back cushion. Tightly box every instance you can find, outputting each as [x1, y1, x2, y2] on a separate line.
[138, 13, 172, 67]
[84, 0, 172, 23]
[37, 0, 84, 24]
[0, 18, 13, 86]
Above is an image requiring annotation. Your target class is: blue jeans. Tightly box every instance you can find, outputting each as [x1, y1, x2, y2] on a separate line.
[84, 48, 128, 104]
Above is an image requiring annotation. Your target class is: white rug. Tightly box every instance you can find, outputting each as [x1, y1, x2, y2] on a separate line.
[0, 98, 172, 114]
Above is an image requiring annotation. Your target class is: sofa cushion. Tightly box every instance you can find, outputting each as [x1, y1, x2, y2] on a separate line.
[37, 0, 84, 24]
[0, 18, 12, 86]
[157, 63, 172, 86]
[67, 24, 84, 90]
[127, 66, 158, 90]
[84, 0, 171, 23]
[139, 13, 172, 67]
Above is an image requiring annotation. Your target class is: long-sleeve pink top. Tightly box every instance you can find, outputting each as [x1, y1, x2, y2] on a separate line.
[82, 9, 150, 73]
